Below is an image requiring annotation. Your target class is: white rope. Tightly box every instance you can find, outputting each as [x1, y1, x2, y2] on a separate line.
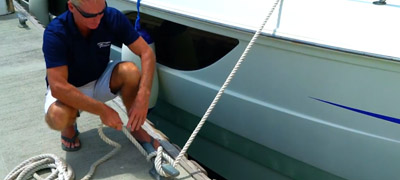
[5, 124, 176, 180]
[172, 0, 282, 167]
[80, 125, 122, 180]
[111, 99, 175, 177]
[80, 124, 175, 178]
[4, 154, 74, 180]
[94, 124, 175, 178]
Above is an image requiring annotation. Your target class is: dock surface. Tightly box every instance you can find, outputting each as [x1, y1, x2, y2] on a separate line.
[0, 6, 203, 180]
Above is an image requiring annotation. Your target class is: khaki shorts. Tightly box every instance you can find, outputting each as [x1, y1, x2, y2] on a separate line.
[44, 60, 123, 113]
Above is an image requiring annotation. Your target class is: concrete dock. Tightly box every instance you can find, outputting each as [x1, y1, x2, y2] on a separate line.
[0, 6, 206, 180]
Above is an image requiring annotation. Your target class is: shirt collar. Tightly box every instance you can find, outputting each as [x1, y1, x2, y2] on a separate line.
[67, 10, 80, 35]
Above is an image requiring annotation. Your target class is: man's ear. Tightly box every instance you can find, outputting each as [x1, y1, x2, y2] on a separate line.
[67, 1, 74, 12]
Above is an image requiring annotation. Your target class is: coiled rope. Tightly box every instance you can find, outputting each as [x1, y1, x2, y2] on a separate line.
[4, 154, 74, 180]
[4, 124, 175, 180]
[4, 0, 281, 179]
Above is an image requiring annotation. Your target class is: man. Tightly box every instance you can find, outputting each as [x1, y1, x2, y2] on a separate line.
[43, 0, 159, 151]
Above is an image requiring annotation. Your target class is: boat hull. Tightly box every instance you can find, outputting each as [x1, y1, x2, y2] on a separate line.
[149, 35, 400, 180]
[19, 0, 400, 178]
[107, 0, 400, 179]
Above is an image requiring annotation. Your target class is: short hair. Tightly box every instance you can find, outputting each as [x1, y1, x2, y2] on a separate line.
[70, 0, 82, 6]
[70, 0, 99, 6]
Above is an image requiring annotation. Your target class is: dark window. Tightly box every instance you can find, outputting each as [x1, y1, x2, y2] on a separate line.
[125, 12, 239, 70]
[49, 0, 68, 16]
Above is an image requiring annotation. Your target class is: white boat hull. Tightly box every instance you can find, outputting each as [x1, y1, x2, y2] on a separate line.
[108, 0, 400, 179]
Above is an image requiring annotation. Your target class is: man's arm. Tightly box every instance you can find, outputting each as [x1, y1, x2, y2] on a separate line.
[47, 65, 123, 130]
[126, 36, 156, 131]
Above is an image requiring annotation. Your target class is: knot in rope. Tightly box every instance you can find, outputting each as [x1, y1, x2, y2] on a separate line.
[119, 126, 175, 177]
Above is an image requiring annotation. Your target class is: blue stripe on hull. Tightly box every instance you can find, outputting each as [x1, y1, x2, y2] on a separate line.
[311, 97, 400, 124]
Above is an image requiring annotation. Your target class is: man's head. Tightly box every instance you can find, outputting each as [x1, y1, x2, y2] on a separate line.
[68, 0, 106, 30]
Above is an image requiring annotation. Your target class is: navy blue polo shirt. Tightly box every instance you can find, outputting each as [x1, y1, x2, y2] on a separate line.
[43, 7, 139, 87]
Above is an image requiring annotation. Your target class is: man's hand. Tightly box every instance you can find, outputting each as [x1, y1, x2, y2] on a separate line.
[127, 93, 149, 132]
[126, 37, 155, 132]
[100, 104, 123, 130]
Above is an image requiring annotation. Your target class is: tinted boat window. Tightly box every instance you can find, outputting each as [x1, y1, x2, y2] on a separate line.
[125, 12, 239, 70]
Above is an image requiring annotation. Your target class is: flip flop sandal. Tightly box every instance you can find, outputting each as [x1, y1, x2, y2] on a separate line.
[61, 123, 81, 152]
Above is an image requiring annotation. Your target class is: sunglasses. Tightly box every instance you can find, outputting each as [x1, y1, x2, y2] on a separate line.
[72, 2, 107, 18]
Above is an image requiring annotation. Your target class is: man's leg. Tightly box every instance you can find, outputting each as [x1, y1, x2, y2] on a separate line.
[109, 62, 160, 148]
[45, 98, 80, 149]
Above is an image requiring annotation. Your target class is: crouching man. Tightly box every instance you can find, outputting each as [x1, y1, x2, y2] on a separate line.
[43, 0, 159, 151]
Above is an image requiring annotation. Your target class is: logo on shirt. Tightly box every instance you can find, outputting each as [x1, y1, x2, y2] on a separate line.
[97, 41, 111, 48]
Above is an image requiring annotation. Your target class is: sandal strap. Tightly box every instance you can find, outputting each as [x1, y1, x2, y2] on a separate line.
[149, 136, 155, 146]
[61, 124, 80, 143]
[137, 136, 155, 146]
[73, 123, 79, 134]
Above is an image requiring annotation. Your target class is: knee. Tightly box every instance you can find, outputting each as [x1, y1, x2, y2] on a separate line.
[118, 62, 140, 82]
[45, 102, 77, 131]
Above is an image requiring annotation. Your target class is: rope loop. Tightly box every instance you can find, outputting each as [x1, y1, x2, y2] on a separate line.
[121, 126, 175, 177]
[154, 146, 168, 177]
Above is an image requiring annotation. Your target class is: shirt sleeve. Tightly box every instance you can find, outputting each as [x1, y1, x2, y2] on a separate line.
[109, 8, 140, 46]
[42, 29, 68, 68]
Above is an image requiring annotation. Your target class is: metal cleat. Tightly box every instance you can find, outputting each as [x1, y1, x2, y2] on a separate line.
[17, 12, 28, 28]
[161, 164, 180, 177]
[149, 164, 180, 179]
